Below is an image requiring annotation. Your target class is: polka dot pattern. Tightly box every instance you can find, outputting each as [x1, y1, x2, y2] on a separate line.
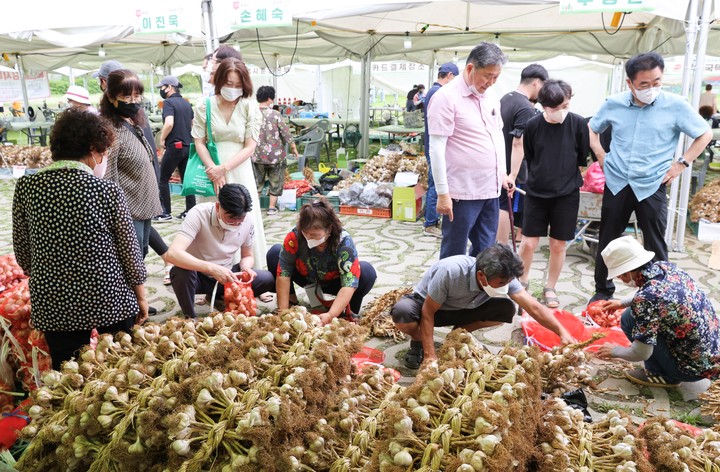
[12, 166, 147, 331]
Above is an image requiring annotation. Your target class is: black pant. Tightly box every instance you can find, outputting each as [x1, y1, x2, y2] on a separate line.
[594, 184, 668, 295]
[170, 264, 275, 318]
[265, 243, 377, 314]
[148, 226, 168, 258]
[390, 292, 516, 327]
[159, 144, 196, 215]
[44, 315, 135, 370]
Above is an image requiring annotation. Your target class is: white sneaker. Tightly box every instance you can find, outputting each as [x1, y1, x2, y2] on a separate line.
[423, 225, 442, 238]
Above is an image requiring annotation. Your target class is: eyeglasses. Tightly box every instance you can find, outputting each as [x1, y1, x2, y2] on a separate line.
[219, 207, 245, 226]
[117, 95, 144, 104]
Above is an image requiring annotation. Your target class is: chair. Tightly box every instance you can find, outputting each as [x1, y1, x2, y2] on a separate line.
[314, 119, 332, 158]
[289, 127, 324, 170]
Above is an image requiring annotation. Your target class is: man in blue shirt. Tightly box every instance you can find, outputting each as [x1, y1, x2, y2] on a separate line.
[588, 52, 712, 303]
[422, 62, 459, 238]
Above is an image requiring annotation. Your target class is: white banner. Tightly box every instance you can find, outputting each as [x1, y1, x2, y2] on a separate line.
[560, 0, 655, 14]
[0, 71, 50, 102]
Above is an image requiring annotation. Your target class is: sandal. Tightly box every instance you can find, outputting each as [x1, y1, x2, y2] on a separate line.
[625, 368, 680, 388]
[163, 266, 172, 286]
[267, 207, 279, 216]
[259, 292, 274, 303]
[542, 287, 560, 309]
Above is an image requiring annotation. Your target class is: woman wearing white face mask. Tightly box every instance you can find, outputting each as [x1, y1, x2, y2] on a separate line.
[191, 57, 266, 269]
[12, 109, 149, 369]
[517, 79, 589, 309]
[266, 199, 377, 326]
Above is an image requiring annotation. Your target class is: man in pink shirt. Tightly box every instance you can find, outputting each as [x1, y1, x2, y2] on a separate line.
[427, 42, 514, 258]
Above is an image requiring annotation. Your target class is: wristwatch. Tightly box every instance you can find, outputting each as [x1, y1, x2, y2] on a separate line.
[677, 157, 690, 168]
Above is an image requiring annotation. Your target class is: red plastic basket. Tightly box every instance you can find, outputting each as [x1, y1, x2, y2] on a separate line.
[339, 205, 391, 218]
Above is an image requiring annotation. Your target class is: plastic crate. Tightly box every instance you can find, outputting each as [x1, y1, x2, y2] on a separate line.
[169, 183, 183, 195]
[300, 194, 340, 212]
[259, 194, 269, 210]
[339, 205, 391, 218]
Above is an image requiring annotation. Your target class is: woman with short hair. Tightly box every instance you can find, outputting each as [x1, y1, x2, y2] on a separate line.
[12, 109, 148, 369]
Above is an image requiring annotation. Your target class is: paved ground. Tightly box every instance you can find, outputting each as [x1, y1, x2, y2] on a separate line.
[1, 176, 719, 426]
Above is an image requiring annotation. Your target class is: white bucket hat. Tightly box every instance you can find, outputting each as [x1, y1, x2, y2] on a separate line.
[65, 85, 91, 105]
[601, 236, 655, 280]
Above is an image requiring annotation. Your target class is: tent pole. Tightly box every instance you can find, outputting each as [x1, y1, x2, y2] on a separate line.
[676, 0, 712, 252]
[359, 51, 372, 158]
[428, 51, 436, 90]
[16, 55, 30, 115]
[202, 0, 214, 55]
[272, 54, 278, 92]
[665, 0, 699, 249]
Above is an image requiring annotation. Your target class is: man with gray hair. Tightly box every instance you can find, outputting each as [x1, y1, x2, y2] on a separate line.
[427, 42, 515, 259]
[391, 244, 575, 369]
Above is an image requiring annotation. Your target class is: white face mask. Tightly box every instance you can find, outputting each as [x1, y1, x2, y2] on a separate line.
[200, 70, 211, 84]
[92, 153, 107, 178]
[218, 218, 239, 231]
[546, 109, 568, 124]
[303, 232, 328, 249]
[479, 274, 510, 298]
[634, 86, 661, 104]
[220, 86, 243, 101]
[468, 69, 483, 97]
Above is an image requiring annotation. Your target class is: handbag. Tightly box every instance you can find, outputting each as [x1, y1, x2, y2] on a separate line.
[182, 98, 219, 197]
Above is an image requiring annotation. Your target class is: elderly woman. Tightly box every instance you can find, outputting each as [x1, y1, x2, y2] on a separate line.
[100, 69, 163, 258]
[266, 199, 377, 325]
[12, 109, 148, 370]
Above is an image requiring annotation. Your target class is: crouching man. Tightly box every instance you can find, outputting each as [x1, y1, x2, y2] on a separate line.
[595, 236, 720, 388]
[391, 243, 575, 369]
[165, 183, 274, 318]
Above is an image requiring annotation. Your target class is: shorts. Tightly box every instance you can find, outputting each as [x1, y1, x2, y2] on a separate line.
[253, 161, 287, 196]
[498, 185, 524, 228]
[391, 293, 515, 327]
[522, 191, 580, 241]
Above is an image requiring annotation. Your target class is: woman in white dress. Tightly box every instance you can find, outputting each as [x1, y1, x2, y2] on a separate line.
[191, 57, 267, 268]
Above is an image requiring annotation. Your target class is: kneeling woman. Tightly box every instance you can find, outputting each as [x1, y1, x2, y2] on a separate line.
[267, 199, 377, 325]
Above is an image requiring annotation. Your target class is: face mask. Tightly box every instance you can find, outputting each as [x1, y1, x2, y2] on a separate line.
[468, 69, 482, 97]
[200, 70, 211, 84]
[92, 153, 107, 178]
[115, 100, 141, 118]
[218, 218, 239, 231]
[546, 109, 568, 124]
[634, 86, 661, 104]
[159, 88, 168, 99]
[220, 87, 243, 101]
[303, 232, 328, 249]
[482, 282, 509, 298]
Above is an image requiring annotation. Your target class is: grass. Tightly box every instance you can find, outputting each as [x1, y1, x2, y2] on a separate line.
[591, 401, 641, 416]
[675, 411, 709, 427]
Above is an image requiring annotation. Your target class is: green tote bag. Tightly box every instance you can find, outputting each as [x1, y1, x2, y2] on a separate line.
[182, 98, 220, 197]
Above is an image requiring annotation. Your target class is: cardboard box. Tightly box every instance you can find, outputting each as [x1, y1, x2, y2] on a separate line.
[392, 185, 426, 222]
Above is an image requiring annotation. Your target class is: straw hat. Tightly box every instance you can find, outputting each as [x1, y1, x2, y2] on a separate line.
[601, 236, 655, 280]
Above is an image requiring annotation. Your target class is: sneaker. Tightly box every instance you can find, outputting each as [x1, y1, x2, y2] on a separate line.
[176, 211, 188, 220]
[148, 306, 158, 316]
[625, 368, 680, 388]
[423, 225, 442, 238]
[153, 214, 173, 222]
[404, 340, 424, 369]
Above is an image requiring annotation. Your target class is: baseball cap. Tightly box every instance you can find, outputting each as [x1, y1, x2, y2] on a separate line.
[65, 85, 92, 105]
[157, 75, 181, 88]
[93, 60, 124, 79]
[438, 62, 459, 76]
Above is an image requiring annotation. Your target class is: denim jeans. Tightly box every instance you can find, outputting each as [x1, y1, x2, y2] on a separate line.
[424, 156, 439, 228]
[620, 308, 703, 383]
[440, 198, 499, 259]
[132, 219, 152, 259]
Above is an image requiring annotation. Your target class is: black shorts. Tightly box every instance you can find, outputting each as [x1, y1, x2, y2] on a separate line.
[522, 191, 580, 241]
[391, 293, 515, 327]
[498, 186, 524, 227]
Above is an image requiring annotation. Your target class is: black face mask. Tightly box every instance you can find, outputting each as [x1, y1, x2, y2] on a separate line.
[115, 100, 141, 118]
[159, 88, 168, 99]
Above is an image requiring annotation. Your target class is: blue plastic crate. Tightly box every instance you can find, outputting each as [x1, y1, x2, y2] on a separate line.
[169, 183, 183, 195]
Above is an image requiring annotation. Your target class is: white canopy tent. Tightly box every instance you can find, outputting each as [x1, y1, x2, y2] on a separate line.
[3, 0, 719, 249]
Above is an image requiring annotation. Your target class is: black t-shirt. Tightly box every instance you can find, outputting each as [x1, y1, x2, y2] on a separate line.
[523, 111, 589, 198]
[500, 91, 540, 183]
[162, 93, 194, 145]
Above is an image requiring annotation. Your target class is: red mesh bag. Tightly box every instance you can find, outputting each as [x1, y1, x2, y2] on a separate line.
[223, 272, 257, 317]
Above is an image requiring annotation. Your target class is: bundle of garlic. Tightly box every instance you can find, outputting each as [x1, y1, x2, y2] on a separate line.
[539, 345, 594, 396]
[334, 153, 428, 190]
[639, 417, 720, 471]
[368, 330, 542, 471]
[0, 146, 52, 168]
[690, 179, 720, 223]
[15, 307, 369, 472]
[700, 380, 720, 423]
[358, 287, 412, 342]
[536, 400, 652, 472]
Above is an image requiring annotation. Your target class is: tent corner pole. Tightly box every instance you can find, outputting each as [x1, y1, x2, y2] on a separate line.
[359, 52, 372, 159]
[16, 55, 30, 115]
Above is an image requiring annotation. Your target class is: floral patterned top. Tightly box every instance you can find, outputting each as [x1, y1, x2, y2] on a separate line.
[277, 227, 361, 288]
[252, 107, 294, 165]
[631, 261, 720, 379]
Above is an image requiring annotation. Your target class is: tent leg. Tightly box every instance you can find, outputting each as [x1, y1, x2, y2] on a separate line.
[359, 51, 372, 159]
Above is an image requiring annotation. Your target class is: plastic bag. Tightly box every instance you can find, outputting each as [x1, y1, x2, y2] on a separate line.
[521, 310, 630, 352]
[560, 388, 592, 423]
[580, 161, 605, 193]
[359, 182, 379, 206]
[319, 169, 343, 192]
